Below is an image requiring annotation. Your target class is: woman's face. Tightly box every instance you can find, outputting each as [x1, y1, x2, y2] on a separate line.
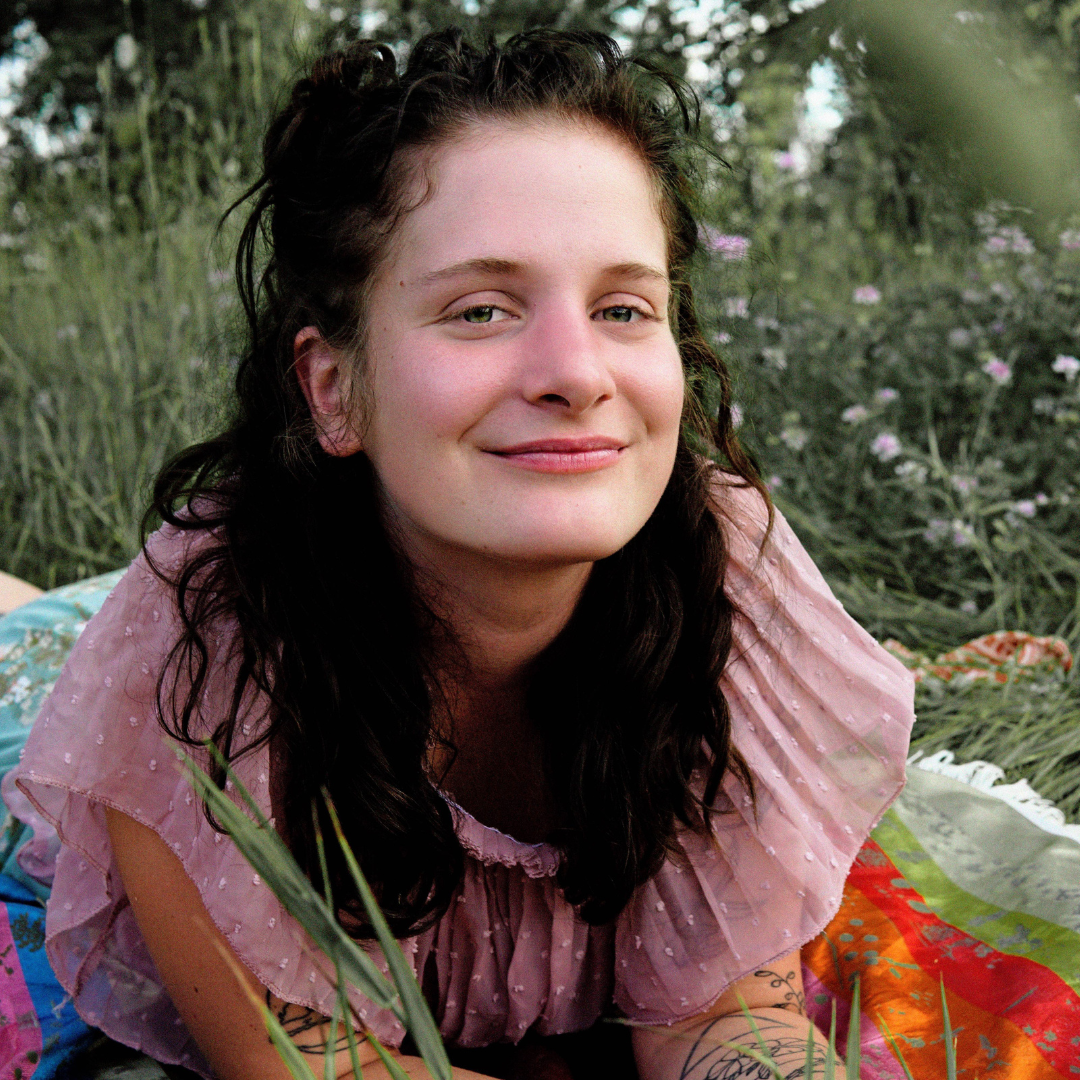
[358, 118, 685, 569]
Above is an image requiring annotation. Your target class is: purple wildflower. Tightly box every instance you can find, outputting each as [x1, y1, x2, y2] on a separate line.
[702, 229, 750, 260]
[981, 356, 1012, 384]
[951, 522, 975, 547]
[1052, 354, 1080, 381]
[853, 285, 882, 305]
[870, 432, 901, 461]
[986, 227, 1034, 255]
[923, 519, 950, 544]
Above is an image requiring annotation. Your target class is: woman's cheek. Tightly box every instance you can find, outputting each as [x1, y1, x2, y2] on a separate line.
[637, 351, 686, 440]
[402, 348, 510, 439]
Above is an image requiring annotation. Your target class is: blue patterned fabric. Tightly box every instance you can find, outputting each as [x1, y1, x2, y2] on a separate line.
[0, 573, 124, 1078]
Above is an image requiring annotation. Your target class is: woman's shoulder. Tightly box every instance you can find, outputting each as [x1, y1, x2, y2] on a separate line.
[608, 468, 917, 1026]
[15, 520, 242, 786]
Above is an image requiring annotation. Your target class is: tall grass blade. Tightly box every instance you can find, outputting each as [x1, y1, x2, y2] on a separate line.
[877, 1014, 917, 1080]
[336, 962, 365, 1080]
[735, 992, 781, 1069]
[715, 1042, 784, 1079]
[941, 980, 957, 1080]
[260, 994, 323, 1080]
[365, 1034, 414, 1080]
[313, 801, 334, 912]
[183, 752, 401, 1016]
[324, 989, 345, 1080]
[207, 928, 320, 1080]
[323, 793, 453, 1080]
[312, 807, 364, 1078]
[824, 1000, 837, 1080]
[803, 1021, 817, 1080]
[845, 976, 861, 1080]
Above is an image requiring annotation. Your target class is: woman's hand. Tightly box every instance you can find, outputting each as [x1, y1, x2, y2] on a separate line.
[631, 954, 837, 1080]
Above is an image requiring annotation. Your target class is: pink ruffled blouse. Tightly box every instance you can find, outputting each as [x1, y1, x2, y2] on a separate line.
[9, 483, 915, 1076]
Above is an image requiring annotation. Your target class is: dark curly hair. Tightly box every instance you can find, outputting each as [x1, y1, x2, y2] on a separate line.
[147, 26, 769, 936]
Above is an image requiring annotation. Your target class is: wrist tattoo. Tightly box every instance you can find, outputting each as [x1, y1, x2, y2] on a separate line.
[680, 1017, 827, 1080]
[753, 968, 806, 1013]
[266, 990, 355, 1054]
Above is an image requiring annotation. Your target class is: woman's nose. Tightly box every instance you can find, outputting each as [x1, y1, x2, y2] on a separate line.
[520, 305, 617, 415]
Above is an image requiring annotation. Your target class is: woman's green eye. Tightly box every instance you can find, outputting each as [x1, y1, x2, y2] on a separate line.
[603, 306, 635, 323]
[462, 306, 495, 324]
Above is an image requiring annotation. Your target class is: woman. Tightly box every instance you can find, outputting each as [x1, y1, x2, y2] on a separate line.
[11, 28, 914, 1080]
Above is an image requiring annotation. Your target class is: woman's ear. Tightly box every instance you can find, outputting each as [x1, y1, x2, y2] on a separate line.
[293, 326, 365, 457]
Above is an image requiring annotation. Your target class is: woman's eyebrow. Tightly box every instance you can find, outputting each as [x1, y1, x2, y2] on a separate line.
[417, 257, 522, 286]
[602, 261, 669, 285]
[417, 258, 669, 287]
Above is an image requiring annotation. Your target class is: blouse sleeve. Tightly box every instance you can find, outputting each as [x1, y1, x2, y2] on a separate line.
[9, 526, 405, 1076]
[613, 480, 916, 1024]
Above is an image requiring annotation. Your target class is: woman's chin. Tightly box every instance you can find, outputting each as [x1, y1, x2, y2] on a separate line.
[476, 526, 637, 567]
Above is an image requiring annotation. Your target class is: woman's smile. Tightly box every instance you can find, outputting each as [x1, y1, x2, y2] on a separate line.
[484, 436, 626, 473]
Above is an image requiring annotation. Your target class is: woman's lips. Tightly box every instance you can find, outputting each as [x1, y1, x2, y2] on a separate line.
[486, 437, 626, 474]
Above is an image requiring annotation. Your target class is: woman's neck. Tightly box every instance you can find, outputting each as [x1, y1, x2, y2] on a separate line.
[405, 529, 593, 693]
[396, 521, 592, 841]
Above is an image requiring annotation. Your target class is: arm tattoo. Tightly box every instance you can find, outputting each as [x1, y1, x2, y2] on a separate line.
[266, 990, 355, 1054]
[679, 1016, 828, 1080]
[753, 968, 806, 1013]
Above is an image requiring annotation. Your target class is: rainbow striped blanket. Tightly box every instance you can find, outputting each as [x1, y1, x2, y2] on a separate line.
[804, 763, 1080, 1078]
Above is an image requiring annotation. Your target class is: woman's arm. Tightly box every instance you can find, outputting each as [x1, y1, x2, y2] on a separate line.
[105, 807, 493, 1080]
[631, 953, 836, 1080]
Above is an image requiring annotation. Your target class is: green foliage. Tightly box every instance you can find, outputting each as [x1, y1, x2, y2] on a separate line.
[3, 0, 698, 225]
[0, 201, 231, 587]
[718, 0, 1080, 232]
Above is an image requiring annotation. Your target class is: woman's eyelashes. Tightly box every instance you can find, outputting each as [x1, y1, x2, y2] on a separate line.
[458, 304, 514, 324]
[599, 304, 648, 323]
[443, 299, 657, 327]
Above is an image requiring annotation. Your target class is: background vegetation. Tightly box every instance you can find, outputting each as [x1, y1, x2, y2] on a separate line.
[2, 0, 1079, 816]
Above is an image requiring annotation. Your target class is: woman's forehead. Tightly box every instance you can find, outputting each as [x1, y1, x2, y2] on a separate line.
[385, 116, 669, 279]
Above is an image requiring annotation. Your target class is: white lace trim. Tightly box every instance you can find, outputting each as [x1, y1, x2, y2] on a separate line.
[909, 749, 1080, 844]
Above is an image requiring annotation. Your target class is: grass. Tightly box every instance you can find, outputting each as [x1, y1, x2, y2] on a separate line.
[0, 200, 232, 588]
[911, 671, 1080, 819]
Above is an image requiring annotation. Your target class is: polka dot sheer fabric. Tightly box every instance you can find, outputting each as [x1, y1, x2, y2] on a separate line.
[10, 483, 915, 1075]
